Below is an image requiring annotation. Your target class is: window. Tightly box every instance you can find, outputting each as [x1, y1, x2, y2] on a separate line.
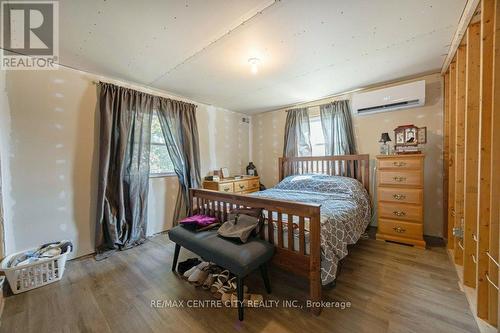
[150, 113, 175, 176]
[309, 116, 325, 156]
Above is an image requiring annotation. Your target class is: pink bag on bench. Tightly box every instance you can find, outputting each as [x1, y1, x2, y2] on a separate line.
[179, 214, 218, 227]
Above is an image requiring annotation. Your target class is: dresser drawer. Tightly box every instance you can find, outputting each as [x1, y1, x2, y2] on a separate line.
[378, 188, 423, 205]
[378, 170, 422, 187]
[379, 202, 423, 222]
[234, 180, 248, 192]
[378, 219, 423, 240]
[247, 178, 260, 190]
[218, 183, 234, 193]
[378, 158, 422, 170]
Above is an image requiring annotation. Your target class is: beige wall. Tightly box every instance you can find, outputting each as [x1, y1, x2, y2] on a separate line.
[0, 70, 11, 257]
[0, 70, 14, 256]
[3, 67, 249, 258]
[198, 106, 249, 177]
[252, 73, 444, 237]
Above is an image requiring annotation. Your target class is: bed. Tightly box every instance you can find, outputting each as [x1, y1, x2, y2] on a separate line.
[189, 154, 371, 314]
[252, 173, 371, 285]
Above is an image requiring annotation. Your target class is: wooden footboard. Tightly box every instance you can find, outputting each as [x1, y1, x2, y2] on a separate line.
[189, 188, 322, 313]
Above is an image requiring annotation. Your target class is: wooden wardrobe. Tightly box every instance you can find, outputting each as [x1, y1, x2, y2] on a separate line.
[442, 0, 500, 328]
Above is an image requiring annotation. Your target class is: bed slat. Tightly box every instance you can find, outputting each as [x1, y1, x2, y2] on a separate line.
[288, 214, 294, 251]
[299, 216, 305, 255]
[277, 212, 284, 248]
[218, 201, 222, 221]
[223, 202, 228, 221]
[267, 211, 274, 244]
[355, 160, 361, 182]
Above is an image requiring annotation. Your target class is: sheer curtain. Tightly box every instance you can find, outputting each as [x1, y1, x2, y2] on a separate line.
[320, 100, 357, 155]
[283, 107, 312, 157]
[156, 98, 201, 226]
[95, 82, 154, 254]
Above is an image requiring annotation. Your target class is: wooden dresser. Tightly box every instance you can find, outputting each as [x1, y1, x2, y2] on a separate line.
[202, 176, 260, 194]
[375, 154, 426, 248]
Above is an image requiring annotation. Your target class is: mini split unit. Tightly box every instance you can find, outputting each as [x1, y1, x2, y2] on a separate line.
[352, 80, 425, 115]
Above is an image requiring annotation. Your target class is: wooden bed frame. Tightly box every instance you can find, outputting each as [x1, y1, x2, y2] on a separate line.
[189, 154, 370, 314]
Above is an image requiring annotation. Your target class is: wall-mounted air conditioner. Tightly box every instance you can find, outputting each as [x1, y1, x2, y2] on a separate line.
[352, 80, 425, 116]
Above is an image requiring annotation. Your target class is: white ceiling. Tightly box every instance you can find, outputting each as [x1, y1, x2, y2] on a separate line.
[59, 0, 466, 114]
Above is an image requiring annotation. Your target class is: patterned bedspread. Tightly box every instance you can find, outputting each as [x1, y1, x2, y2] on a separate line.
[251, 174, 372, 285]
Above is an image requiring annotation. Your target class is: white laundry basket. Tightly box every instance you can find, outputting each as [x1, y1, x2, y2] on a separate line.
[1, 244, 72, 294]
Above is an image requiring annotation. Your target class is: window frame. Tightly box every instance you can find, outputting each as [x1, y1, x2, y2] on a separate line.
[309, 115, 326, 156]
[149, 171, 176, 178]
[149, 113, 176, 178]
[149, 141, 176, 178]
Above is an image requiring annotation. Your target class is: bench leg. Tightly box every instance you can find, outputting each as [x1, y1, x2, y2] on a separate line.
[172, 243, 181, 272]
[259, 264, 271, 294]
[237, 276, 244, 321]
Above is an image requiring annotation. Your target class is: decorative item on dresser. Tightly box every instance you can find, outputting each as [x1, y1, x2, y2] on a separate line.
[394, 124, 427, 154]
[203, 175, 260, 194]
[378, 132, 392, 155]
[246, 162, 258, 176]
[376, 154, 426, 248]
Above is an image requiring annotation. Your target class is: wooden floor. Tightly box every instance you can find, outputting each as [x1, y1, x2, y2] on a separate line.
[1, 234, 479, 333]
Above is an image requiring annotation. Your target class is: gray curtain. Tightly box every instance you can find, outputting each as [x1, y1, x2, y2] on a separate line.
[157, 98, 201, 226]
[320, 100, 357, 155]
[95, 82, 154, 254]
[283, 107, 312, 157]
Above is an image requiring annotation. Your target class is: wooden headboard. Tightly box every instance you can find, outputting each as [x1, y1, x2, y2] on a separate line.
[278, 154, 370, 193]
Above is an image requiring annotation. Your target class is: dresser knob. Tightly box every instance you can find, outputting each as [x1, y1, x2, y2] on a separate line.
[392, 194, 406, 200]
[393, 176, 407, 182]
[224, 188, 230, 192]
[239, 184, 245, 189]
[393, 226, 406, 233]
[393, 161, 407, 167]
[393, 211, 406, 217]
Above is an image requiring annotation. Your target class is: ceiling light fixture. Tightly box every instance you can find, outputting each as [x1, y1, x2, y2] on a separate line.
[248, 57, 260, 74]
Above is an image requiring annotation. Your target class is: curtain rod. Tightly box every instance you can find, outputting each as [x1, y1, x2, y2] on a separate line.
[285, 98, 348, 111]
[92, 80, 198, 108]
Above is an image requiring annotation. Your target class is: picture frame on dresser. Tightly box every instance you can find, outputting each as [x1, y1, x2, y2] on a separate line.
[417, 126, 427, 144]
[220, 167, 230, 178]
